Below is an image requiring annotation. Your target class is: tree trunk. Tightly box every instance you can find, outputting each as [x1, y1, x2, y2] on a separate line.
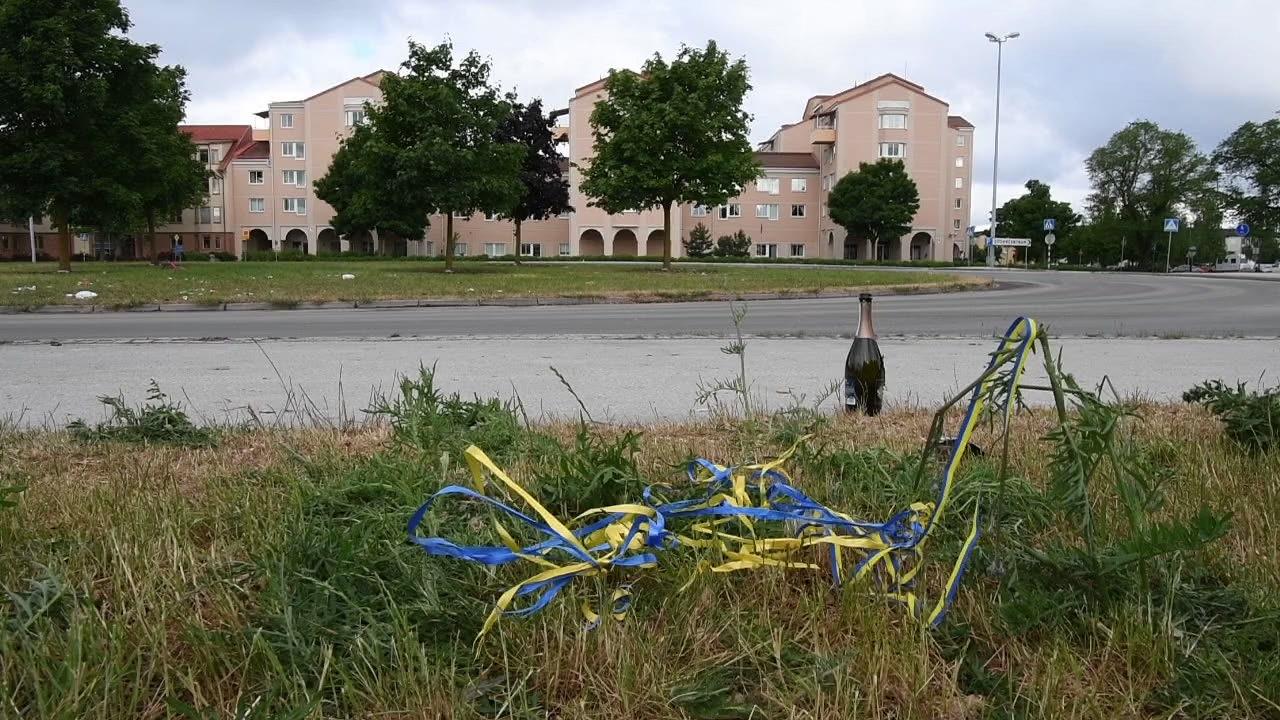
[513, 217, 522, 266]
[662, 200, 673, 271]
[56, 210, 72, 272]
[445, 214, 455, 272]
[146, 212, 157, 263]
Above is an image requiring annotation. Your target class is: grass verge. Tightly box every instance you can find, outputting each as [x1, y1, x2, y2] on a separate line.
[0, 375, 1276, 718]
[0, 260, 984, 308]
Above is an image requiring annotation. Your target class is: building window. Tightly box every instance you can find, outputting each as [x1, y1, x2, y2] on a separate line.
[719, 204, 742, 219]
[520, 243, 542, 257]
[198, 207, 212, 224]
[484, 242, 507, 258]
[956, 135, 966, 147]
[879, 113, 907, 129]
[170, 211, 183, 224]
[212, 207, 222, 223]
[248, 170, 264, 185]
[790, 204, 806, 218]
[344, 109, 366, 127]
[197, 148, 210, 164]
[878, 142, 906, 158]
[282, 169, 306, 187]
[453, 243, 467, 256]
[790, 243, 805, 258]
[814, 113, 835, 129]
[756, 177, 780, 195]
[754, 243, 778, 258]
[822, 175, 830, 191]
[283, 198, 306, 215]
[280, 113, 294, 128]
[955, 157, 965, 168]
[791, 178, 807, 192]
[954, 219, 963, 230]
[954, 198, 963, 210]
[691, 205, 709, 217]
[281, 141, 305, 159]
[249, 198, 265, 213]
[955, 177, 964, 189]
[559, 243, 571, 256]
[202, 235, 211, 250]
[209, 177, 222, 195]
[215, 237, 222, 249]
[755, 203, 779, 220]
[822, 147, 835, 165]
[35, 236, 44, 250]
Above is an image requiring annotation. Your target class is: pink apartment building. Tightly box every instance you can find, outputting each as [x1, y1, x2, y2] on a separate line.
[0, 71, 972, 262]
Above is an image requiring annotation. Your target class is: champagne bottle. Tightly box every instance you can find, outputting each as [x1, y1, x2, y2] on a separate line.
[844, 293, 885, 416]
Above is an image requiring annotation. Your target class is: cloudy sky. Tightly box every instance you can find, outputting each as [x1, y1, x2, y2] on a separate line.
[124, 0, 1279, 226]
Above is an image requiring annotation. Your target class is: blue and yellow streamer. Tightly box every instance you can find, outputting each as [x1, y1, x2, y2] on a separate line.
[408, 317, 1042, 638]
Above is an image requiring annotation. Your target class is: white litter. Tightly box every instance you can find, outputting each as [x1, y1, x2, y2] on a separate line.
[73, 290, 98, 300]
[341, 273, 356, 280]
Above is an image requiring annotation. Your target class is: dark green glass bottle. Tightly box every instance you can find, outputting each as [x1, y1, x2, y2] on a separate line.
[843, 293, 884, 416]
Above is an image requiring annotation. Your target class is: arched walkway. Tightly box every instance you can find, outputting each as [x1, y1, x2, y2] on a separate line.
[645, 229, 666, 257]
[579, 229, 604, 256]
[317, 228, 340, 254]
[247, 229, 271, 253]
[875, 239, 890, 261]
[843, 234, 858, 260]
[953, 243, 963, 261]
[380, 232, 407, 257]
[886, 236, 903, 261]
[284, 228, 308, 254]
[909, 232, 931, 261]
[613, 229, 638, 256]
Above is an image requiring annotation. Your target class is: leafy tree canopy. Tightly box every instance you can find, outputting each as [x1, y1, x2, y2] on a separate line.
[580, 40, 759, 269]
[1214, 118, 1280, 239]
[996, 180, 1081, 263]
[828, 159, 920, 248]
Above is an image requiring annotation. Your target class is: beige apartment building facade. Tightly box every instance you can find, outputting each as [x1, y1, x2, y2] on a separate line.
[0, 72, 973, 262]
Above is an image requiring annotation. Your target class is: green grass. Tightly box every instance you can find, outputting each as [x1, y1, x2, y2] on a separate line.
[0, 260, 982, 308]
[0, 380, 1276, 718]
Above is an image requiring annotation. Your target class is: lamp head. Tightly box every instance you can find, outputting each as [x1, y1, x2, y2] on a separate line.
[985, 32, 998, 41]
[1008, 32, 1021, 39]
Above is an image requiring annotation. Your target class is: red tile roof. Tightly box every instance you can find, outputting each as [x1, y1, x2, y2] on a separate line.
[179, 124, 252, 143]
[232, 140, 270, 161]
[947, 115, 974, 129]
[756, 151, 818, 169]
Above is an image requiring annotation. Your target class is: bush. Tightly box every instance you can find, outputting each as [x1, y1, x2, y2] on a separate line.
[67, 382, 216, 447]
[1184, 379, 1280, 452]
[368, 366, 525, 460]
[713, 230, 752, 258]
[683, 222, 714, 258]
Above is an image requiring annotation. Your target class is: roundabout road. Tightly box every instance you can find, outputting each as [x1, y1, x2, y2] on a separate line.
[0, 269, 1275, 342]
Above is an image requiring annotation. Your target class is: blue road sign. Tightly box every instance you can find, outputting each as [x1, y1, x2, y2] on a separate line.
[1043, 218, 1056, 231]
[1237, 223, 1250, 237]
[1163, 218, 1180, 233]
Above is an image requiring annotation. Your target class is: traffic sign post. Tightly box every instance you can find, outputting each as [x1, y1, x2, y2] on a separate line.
[1163, 218, 1180, 273]
[1043, 218, 1056, 232]
[1236, 223, 1250, 237]
[1045, 232, 1056, 268]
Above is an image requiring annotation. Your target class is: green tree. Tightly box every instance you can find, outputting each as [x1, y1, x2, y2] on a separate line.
[683, 222, 714, 258]
[317, 40, 523, 271]
[1085, 120, 1216, 269]
[317, 120, 437, 245]
[995, 180, 1081, 264]
[828, 159, 920, 257]
[0, 0, 172, 270]
[713, 230, 751, 257]
[1214, 118, 1280, 257]
[496, 98, 571, 264]
[580, 41, 759, 270]
[127, 66, 208, 261]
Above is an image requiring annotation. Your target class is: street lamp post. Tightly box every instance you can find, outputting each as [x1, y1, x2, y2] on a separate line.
[985, 31, 1019, 268]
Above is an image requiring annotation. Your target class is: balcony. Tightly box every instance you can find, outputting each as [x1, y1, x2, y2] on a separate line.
[810, 127, 836, 145]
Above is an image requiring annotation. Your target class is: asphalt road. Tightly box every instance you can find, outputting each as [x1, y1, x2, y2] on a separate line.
[0, 269, 1275, 342]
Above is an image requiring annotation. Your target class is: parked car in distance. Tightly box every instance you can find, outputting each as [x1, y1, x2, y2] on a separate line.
[1168, 264, 1192, 273]
[1259, 262, 1278, 273]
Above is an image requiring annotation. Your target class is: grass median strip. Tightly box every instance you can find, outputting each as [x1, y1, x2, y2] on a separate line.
[0, 373, 1275, 718]
[0, 260, 985, 308]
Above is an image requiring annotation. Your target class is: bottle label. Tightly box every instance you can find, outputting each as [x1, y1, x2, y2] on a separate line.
[844, 380, 859, 409]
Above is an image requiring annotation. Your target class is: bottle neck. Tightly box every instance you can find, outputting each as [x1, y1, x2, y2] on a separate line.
[856, 300, 877, 339]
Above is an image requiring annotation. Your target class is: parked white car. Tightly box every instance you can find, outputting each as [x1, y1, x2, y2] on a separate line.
[1214, 254, 1256, 272]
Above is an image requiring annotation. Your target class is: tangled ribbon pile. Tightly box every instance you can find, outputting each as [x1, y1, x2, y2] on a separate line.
[409, 317, 1041, 639]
